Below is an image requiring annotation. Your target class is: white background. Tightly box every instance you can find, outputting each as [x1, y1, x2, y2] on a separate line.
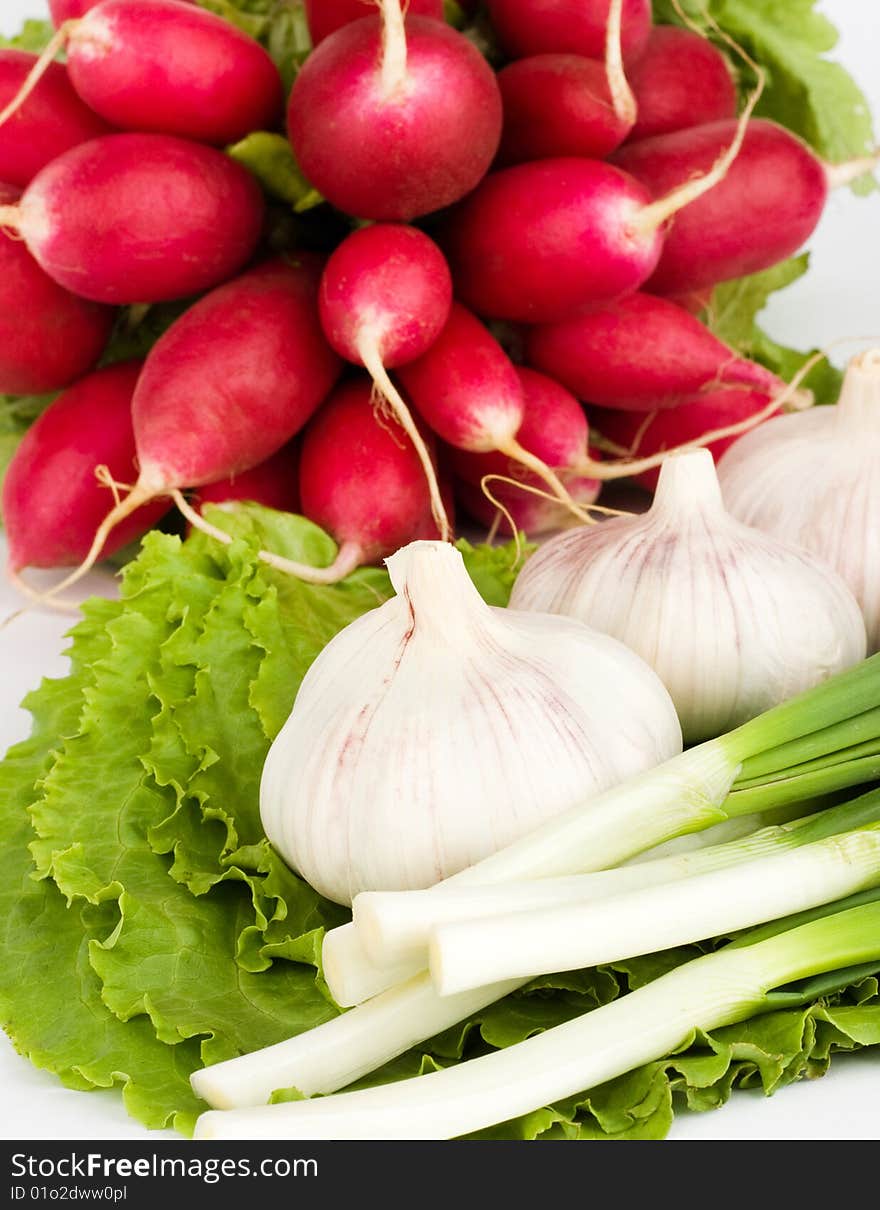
[1, 0, 878, 1143]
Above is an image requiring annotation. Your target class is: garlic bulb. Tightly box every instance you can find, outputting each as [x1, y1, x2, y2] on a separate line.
[510, 449, 867, 743]
[260, 540, 682, 905]
[718, 349, 880, 653]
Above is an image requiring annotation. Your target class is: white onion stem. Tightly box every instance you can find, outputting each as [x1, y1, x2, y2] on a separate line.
[193, 901, 880, 1139]
[355, 795, 880, 966]
[190, 971, 523, 1111]
[430, 828, 880, 996]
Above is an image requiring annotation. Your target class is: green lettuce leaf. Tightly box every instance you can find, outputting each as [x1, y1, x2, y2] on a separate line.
[0, 601, 203, 1134]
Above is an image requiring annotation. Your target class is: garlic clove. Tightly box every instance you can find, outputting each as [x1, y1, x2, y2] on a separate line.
[260, 540, 682, 905]
[512, 450, 867, 743]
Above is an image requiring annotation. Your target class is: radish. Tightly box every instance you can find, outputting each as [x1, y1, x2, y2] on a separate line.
[589, 388, 779, 490]
[290, 378, 440, 580]
[0, 134, 265, 305]
[486, 0, 652, 63]
[612, 118, 843, 295]
[0, 182, 114, 395]
[68, 1, 282, 145]
[626, 26, 736, 142]
[195, 441, 301, 517]
[319, 223, 454, 540]
[525, 292, 787, 411]
[448, 368, 601, 536]
[441, 75, 761, 324]
[41, 257, 342, 602]
[496, 55, 634, 166]
[288, 2, 502, 221]
[0, 49, 110, 188]
[495, 0, 637, 164]
[305, 0, 443, 44]
[49, 0, 194, 23]
[2, 362, 169, 595]
[396, 303, 592, 520]
[2, 1, 283, 148]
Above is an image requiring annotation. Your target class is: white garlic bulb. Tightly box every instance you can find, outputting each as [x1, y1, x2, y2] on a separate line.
[719, 349, 880, 652]
[260, 540, 682, 905]
[511, 449, 866, 743]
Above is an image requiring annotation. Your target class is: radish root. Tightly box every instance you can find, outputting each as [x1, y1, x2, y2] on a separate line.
[356, 333, 452, 542]
[825, 153, 880, 190]
[379, 0, 409, 96]
[605, 0, 637, 126]
[633, 66, 764, 234]
[578, 355, 821, 481]
[0, 23, 74, 131]
[497, 437, 596, 526]
[172, 490, 365, 585]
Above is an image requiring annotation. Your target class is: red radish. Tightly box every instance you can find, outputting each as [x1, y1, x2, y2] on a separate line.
[0, 182, 114, 394]
[0, 49, 110, 188]
[294, 378, 439, 580]
[442, 158, 659, 322]
[495, 0, 637, 164]
[42, 257, 342, 602]
[194, 441, 301, 517]
[626, 26, 736, 142]
[288, 3, 502, 221]
[525, 292, 786, 411]
[589, 388, 777, 490]
[612, 119, 832, 295]
[0, 134, 265, 305]
[448, 368, 601, 535]
[305, 0, 443, 44]
[444, 60, 764, 324]
[2, 362, 169, 589]
[396, 303, 591, 518]
[486, 0, 652, 63]
[49, 0, 194, 23]
[319, 223, 454, 538]
[55, 0, 284, 145]
[496, 54, 633, 165]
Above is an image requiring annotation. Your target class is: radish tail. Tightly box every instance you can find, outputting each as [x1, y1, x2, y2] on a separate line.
[357, 335, 452, 543]
[5, 569, 79, 615]
[379, 0, 409, 96]
[0, 24, 73, 131]
[43, 482, 157, 600]
[632, 67, 764, 235]
[580, 357, 820, 481]
[825, 153, 880, 190]
[0, 205, 20, 231]
[497, 438, 596, 525]
[606, 0, 636, 126]
[172, 491, 365, 585]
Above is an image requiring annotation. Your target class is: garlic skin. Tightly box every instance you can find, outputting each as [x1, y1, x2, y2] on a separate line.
[718, 349, 880, 653]
[511, 450, 867, 743]
[260, 541, 682, 905]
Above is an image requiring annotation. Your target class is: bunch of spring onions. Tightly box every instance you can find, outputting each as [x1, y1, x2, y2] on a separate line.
[191, 652, 880, 1139]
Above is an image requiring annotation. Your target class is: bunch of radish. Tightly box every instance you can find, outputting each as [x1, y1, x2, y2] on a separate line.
[0, 0, 872, 601]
